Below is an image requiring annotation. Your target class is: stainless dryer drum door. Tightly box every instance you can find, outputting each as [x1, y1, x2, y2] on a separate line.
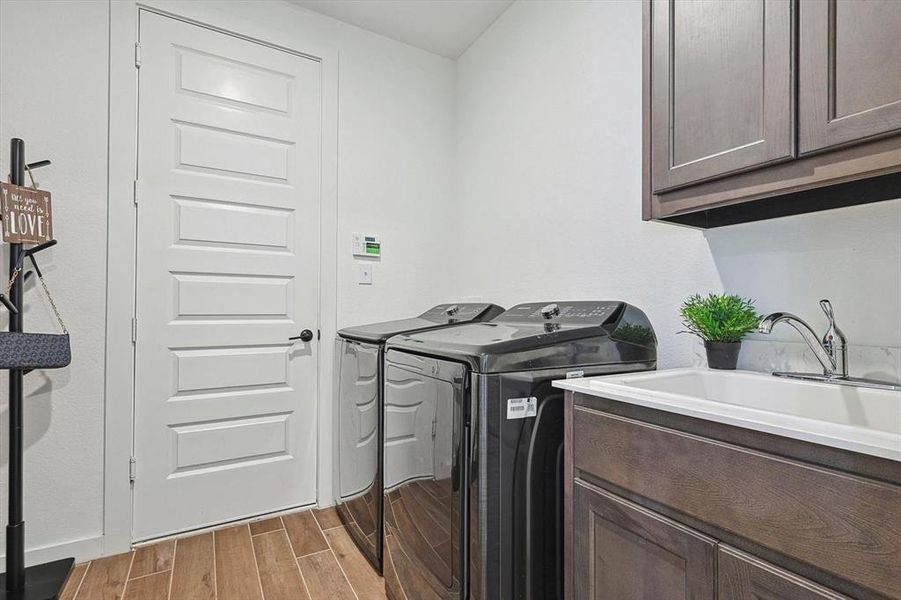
[335, 338, 383, 569]
[383, 351, 468, 600]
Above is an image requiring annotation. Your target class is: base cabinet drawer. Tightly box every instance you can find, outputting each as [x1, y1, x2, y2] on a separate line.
[572, 481, 715, 600]
[718, 546, 850, 600]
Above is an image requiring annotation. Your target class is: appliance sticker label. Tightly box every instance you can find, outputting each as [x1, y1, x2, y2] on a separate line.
[507, 397, 537, 420]
[565, 370, 584, 379]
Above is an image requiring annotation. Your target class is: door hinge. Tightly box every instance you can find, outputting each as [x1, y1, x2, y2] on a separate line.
[133, 179, 139, 205]
[134, 43, 142, 69]
[129, 456, 137, 483]
[131, 317, 138, 344]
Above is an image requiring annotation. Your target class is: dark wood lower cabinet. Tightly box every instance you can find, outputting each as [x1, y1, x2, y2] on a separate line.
[718, 546, 849, 600]
[565, 391, 901, 600]
[572, 481, 715, 600]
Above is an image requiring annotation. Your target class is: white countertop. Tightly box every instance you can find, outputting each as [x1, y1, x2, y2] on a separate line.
[553, 368, 901, 462]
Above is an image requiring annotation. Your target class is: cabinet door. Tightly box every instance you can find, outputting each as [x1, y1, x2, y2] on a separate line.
[718, 546, 851, 600]
[799, 0, 901, 154]
[572, 481, 715, 600]
[650, 0, 794, 192]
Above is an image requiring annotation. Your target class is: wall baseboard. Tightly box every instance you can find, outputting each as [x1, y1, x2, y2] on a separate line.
[0, 534, 104, 570]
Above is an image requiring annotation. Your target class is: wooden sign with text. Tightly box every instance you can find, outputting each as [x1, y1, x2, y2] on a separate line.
[0, 181, 54, 244]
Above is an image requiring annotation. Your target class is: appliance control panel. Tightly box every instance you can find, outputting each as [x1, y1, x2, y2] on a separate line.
[496, 301, 622, 325]
[419, 303, 496, 323]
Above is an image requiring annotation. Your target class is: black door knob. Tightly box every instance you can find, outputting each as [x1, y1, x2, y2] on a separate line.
[290, 329, 315, 342]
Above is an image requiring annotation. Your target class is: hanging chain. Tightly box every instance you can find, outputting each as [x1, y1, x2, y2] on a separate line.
[36, 270, 67, 334]
[25, 165, 38, 190]
[3, 169, 24, 298]
[6, 165, 38, 189]
[4, 266, 21, 298]
[2, 265, 67, 334]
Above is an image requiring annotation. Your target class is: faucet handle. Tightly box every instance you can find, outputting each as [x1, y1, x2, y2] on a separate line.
[819, 299, 835, 323]
[820, 299, 843, 339]
[819, 299, 848, 378]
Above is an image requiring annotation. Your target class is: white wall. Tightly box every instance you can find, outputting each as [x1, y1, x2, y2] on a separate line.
[0, 0, 110, 562]
[453, 0, 722, 367]
[0, 0, 458, 562]
[329, 18, 458, 329]
[453, 0, 901, 378]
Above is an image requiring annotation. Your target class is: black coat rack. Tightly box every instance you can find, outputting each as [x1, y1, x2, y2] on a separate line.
[0, 139, 73, 600]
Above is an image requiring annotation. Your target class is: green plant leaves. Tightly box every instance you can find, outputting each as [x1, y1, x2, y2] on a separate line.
[679, 293, 761, 343]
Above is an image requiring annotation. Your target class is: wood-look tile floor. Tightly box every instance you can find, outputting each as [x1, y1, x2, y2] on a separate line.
[60, 507, 387, 600]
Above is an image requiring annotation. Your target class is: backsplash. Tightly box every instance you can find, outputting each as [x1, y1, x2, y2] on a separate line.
[702, 198, 901, 382]
[690, 338, 901, 382]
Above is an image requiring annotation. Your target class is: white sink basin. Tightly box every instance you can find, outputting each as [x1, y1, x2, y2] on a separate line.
[553, 368, 901, 461]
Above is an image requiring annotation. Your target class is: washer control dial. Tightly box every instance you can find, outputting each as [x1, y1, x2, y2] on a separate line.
[540, 303, 560, 319]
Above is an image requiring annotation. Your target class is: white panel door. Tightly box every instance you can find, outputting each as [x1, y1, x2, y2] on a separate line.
[133, 11, 321, 540]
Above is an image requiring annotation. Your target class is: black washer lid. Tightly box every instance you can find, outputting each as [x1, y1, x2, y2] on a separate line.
[337, 303, 505, 344]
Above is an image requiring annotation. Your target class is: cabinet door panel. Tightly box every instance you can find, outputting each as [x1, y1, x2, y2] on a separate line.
[651, 0, 794, 192]
[572, 481, 715, 600]
[799, 0, 901, 153]
[718, 546, 850, 600]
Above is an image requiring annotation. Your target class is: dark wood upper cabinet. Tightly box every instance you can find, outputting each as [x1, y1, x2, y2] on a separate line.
[643, 0, 901, 227]
[651, 0, 794, 192]
[718, 546, 850, 600]
[799, 0, 901, 154]
[572, 481, 716, 600]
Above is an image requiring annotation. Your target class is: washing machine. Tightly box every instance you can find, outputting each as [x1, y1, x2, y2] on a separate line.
[381, 301, 657, 600]
[334, 303, 504, 572]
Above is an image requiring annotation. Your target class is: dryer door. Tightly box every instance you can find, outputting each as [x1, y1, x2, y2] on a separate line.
[384, 352, 467, 599]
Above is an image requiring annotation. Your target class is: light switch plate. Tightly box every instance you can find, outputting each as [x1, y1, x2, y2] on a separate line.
[358, 263, 373, 285]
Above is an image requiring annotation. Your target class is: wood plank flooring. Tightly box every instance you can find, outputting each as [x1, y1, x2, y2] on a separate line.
[60, 507, 387, 600]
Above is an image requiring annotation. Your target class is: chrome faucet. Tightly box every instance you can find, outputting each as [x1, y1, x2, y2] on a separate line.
[757, 301, 899, 391]
[757, 299, 848, 379]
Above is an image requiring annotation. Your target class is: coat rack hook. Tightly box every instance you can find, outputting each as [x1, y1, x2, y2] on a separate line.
[0, 294, 18, 314]
[24, 239, 57, 258]
[25, 159, 51, 171]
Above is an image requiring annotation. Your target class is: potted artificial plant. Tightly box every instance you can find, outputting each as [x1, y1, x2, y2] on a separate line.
[680, 293, 761, 370]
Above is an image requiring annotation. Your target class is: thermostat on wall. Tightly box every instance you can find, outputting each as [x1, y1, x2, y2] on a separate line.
[352, 233, 381, 258]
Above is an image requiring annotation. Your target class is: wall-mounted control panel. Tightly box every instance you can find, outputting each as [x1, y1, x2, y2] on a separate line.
[352, 233, 381, 258]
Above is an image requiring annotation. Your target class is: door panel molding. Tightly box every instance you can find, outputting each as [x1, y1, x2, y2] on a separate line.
[572, 480, 716, 600]
[650, 0, 794, 192]
[799, 0, 901, 154]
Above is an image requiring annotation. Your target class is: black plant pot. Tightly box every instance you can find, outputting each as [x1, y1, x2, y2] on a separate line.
[705, 341, 741, 370]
